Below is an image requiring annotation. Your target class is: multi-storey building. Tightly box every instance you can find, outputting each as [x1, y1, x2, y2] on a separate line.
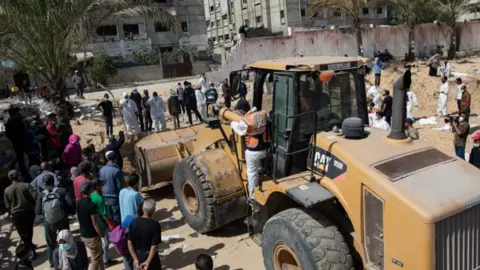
[204, 0, 393, 63]
[86, 0, 208, 62]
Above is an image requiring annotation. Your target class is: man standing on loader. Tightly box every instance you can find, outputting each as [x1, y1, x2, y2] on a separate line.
[230, 103, 269, 202]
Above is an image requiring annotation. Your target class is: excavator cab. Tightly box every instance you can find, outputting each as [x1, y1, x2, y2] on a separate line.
[229, 57, 370, 180]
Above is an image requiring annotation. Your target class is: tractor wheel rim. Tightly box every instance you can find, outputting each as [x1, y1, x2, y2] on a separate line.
[273, 242, 302, 270]
[181, 181, 199, 214]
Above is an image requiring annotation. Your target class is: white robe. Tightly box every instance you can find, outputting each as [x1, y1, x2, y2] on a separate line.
[199, 77, 208, 94]
[147, 96, 166, 132]
[195, 90, 207, 119]
[406, 91, 418, 119]
[437, 82, 449, 116]
[120, 98, 140, 134]
[367, 85, 382, 110]
[373, 117, 391, 130]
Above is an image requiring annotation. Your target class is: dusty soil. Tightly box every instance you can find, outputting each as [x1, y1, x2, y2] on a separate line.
[2, 57, 480, 270]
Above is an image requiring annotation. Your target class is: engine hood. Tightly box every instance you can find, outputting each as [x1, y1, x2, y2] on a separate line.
[314, 128, 480, 223]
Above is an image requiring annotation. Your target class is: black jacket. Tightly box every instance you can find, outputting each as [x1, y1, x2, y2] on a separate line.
[168, 96, 182, 115]
[6, 115, 26, 146]
[469, 146, 480, 169]
[105, 132, 125, 170]
[183, 86, 197, 107]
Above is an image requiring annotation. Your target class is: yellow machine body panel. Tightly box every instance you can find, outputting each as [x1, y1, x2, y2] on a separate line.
[302, 127, 480, 270]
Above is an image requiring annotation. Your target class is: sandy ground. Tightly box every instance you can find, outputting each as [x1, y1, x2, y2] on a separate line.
[1, 57, 480, 270]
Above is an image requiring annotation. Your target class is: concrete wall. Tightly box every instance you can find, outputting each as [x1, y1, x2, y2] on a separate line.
[206, 22, 480, 82]
[106, 65, 164, 85]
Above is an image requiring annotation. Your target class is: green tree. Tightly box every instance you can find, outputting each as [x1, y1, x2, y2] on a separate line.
[86, 54, 117, 85]
[433, 0, 479, 59]
[308, 0, 368, 56]
[0, 0, 175, 116]
[384, 0, 433, 61]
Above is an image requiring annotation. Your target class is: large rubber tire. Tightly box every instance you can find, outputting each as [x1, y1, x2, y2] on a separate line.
[173, 155, 216, 233]
[262, 208, 354, 270]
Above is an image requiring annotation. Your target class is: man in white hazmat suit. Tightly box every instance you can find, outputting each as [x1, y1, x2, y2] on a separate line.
[437, 77, 449, 116]
[366, 84, 382, 110]
[195, 85, 207, 119]
[120, 92, 141, 134]
[147, 91, 167, 132]
[406, 88, 418, 119]
[372, 111, 391, 130]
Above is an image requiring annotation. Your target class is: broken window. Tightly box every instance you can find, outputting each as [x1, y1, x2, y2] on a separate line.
[362, 7, 369, 15]
[280, 10, 285, 19]
[210, 6, 214, 12]
[96, 25, 117, 36]
[123, 24, 140, 35]
[301, 9, 306, 17]
[222, 14, 228, 20]
[333, 9, 342, 17]
[377, 7, 384, 14]
[256, 16, 262, 23]
[225, 34, 230, 40]
[155, 22, 169, 32]
[181, 22, 189, 33]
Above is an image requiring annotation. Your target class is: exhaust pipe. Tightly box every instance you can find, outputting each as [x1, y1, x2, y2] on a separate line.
[387, 70, 410, 140]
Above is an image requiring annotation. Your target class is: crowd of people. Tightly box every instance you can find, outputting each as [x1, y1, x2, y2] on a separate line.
[3, 119, 215, 269]
[365, 62, 480, 165]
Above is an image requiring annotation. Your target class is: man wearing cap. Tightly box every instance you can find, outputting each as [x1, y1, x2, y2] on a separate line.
[452, 110, 470, 159]
[72, 70, 84, 99]
[404, 118, 419, 140]
[76, 181, 105, 270]
[120, 92, 141, 135]
[130, 89, 145, 132]
[35, 174, 74, 268]
[30, 162, 60, 194]
[469, 132, 480, 168]
[100, 151, 124, 225]
[4, 170, 38, 259]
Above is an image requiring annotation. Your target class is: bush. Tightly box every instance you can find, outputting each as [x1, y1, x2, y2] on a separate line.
[86, 54, 117, 85]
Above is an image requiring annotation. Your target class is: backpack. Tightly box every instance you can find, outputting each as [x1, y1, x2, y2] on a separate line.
[109, 225, 129, 256]
[42, 188, 64, 224]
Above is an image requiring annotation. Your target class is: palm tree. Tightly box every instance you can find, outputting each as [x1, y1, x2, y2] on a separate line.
[383, 0, 428, 61]
[308, 0, 367, 56]
[0, 0, 176, 116]
[433, 0, 479, 59]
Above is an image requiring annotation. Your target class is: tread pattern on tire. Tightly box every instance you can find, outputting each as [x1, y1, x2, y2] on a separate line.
[178, 155, 217, 233]
[264, 208, 354, 270]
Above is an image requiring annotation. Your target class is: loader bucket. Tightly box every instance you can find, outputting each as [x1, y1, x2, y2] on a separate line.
[134, 125, 204, 191]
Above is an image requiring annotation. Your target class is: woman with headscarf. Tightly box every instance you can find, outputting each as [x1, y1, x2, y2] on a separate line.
[53, 230, 89, 270]
[62, 134, 83, 168]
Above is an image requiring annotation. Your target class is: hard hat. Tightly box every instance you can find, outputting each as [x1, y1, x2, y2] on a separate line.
[123, 92, 129, 98]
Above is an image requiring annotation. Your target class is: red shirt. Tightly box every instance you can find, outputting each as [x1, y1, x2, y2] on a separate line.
[74, 175, 89, 201]
[46, 122, 62, 149]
